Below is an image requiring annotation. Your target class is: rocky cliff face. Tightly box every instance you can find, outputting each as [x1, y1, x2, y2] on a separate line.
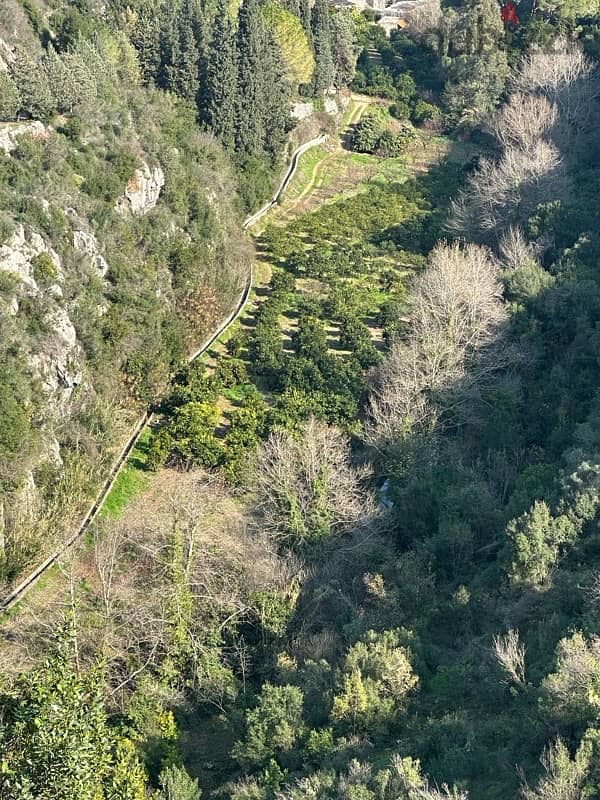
[0, 122, 48, 154]
[116, 162, 165, 216]
[0, 154, 247, 589]
[0, 223, 62, 302]
[0, 0, 250, 587]
[72, 226, 109, 278]
[0, 223, 83, 414]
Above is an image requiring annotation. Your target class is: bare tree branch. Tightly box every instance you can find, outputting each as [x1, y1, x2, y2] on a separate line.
[493, 629, 526, 687]
[254, 417, 379, 545]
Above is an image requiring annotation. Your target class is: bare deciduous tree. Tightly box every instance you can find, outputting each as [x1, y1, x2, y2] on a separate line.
[499, 226, 539, 271]
[583, 569, 600, 605]
[254, 417, 378, 545]
[366, 242, 511, 448]
[513, 38, 595, 129]
[492, 94, 559, 153]
[493, 628, 526, 687]
[449, 140, 567, 240]
[450, 40, 596, 242]
[406, 0, 443, 42]
[414, 785, 469, 800]
[2, 471, 302, 708]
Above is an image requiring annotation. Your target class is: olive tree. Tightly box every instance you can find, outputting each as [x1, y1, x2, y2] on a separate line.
[521, 738, 591, 800]
[233, 683, 305, 768]
[331, 629, 419, 735]
[156, 765, 201, 800]
[542, 632, 600, 725]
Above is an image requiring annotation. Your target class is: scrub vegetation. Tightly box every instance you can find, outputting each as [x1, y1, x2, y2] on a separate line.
[4, 0, 600, 799]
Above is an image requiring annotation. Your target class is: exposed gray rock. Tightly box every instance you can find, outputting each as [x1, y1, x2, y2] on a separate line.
[14, 471, 39, 529]
[292, 101, 315, 121]
[51, 306, 78, 349]
[0, 224, 62, 291]
[73, 229, 109, 277]
[29, 307, 82, 412]
[43, 435, 64, 469]
[324, 98, 340, 115]
[0, 121, 48, 154]
[116, 161, 165, 216]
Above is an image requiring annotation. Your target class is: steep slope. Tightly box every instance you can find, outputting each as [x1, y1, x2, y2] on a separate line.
[0, 0, 251, 587]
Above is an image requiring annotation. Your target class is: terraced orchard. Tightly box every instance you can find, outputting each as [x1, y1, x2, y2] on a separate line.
[144, 119, 468, 484]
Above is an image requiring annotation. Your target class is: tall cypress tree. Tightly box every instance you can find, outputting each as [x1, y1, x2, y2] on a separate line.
[168, 0, 200, 102]
[236, 0, 268, 156]
[263, 29, 292, 163]
[204, 1, 238, 150]
[187, 0, 209, 104]
[282, 0, 300, 15]
[330, 9, 357, 89]
[466, 0, 504, 54]
[299, 0, 312, 41]
[311, 0, 333, 96]
[130, 8, 161, 84]
[158, 4, 177, 90]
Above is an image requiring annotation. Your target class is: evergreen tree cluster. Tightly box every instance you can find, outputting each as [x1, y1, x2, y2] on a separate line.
[129, 0, 356, 162]
[2, 40, 100, 122]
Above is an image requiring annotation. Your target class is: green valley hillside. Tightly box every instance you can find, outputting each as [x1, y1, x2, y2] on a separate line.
[5, 0, 600, 799]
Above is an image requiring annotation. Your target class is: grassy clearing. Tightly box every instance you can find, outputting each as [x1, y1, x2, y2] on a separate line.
[99, 427, 153, 520]
[284, 145, 329, 199]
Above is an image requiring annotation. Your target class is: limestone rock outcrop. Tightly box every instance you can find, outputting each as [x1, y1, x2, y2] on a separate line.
[116, 161, 165, 215]
[0, 223, 62, 294]
[0, 223, 82, 410]
[0, 121, 48, 154]
[73, 229, 109, 277]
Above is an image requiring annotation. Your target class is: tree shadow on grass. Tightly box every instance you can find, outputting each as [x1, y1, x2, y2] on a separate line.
[129, 432, 151, 471]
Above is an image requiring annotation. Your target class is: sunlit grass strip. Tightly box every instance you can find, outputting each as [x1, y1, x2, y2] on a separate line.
[99, 427, 153, 519]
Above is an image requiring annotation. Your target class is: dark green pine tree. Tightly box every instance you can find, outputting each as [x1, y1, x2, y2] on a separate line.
[168, 0, 200, 102]
[203, 1, 238, 150]
[282, 0, 300, 15]
[11, 45, 55, 121]
[158, 4, 177, 90]
[299, 0, 313, 41]
[311, 0, 333, 96]
[187, 0, 209, 104]
[235, 0, 268, 156]
[130, 8, 161, 84]
[263, 31, 292, 164]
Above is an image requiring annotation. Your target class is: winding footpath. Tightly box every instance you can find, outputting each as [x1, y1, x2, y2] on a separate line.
[0, 134, 328, 615]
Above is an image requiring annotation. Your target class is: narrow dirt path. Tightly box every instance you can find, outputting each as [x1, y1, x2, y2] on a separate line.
[275, 98, 374, 224]
[0, 136, 326, 617]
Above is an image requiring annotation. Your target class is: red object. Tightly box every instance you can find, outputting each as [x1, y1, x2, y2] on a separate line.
[501, 1, 519, 28]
